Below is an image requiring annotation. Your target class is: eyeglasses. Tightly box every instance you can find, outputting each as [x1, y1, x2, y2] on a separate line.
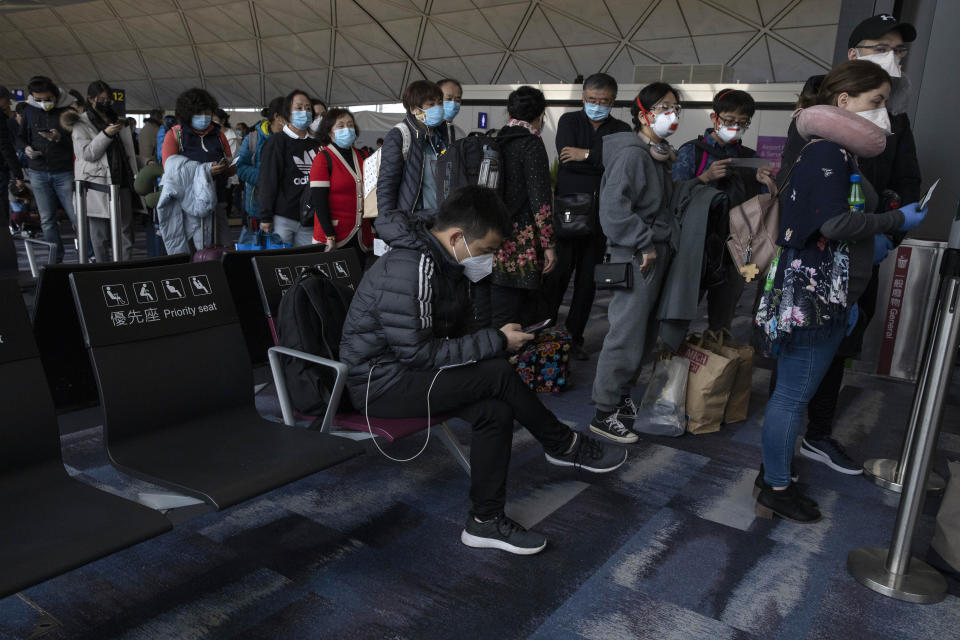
[858, 44, 909, 57]
[585, 97, 615, 107]
[650, 103, 681, 114]
[717, 116, 750, 129]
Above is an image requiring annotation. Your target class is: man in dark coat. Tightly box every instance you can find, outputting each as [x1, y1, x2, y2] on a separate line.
[543, 73, 631, 360]
[340, 185, 627, 555]
[777, 13, 921, 475]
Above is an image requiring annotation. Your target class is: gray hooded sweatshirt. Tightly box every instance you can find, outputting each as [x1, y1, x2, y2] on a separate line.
[599, 132, 675, 254]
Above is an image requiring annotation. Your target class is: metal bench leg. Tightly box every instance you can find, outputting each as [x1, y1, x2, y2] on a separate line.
[437, 422, 470, 475]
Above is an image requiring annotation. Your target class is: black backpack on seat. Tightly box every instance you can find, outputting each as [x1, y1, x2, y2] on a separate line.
[275, 266, 355, 416]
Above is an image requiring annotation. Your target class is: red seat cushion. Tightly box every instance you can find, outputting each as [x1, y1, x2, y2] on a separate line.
[333, 413, 451, 442]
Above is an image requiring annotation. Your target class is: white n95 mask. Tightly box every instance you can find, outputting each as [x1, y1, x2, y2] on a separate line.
[652, 110, 679, 138]
[857, 107, 892, 135]
[459, 237, 494, 282]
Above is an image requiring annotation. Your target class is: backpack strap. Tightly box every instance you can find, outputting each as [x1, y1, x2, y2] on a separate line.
[774, 139, 824, 198]
[172, 124, 183, 153]
[321, 148, 332, 174]
[695, 149, 710, 177]
[395, 121, 411, 160]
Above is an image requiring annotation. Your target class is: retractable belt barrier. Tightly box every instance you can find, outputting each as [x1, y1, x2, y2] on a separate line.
[848, 203, 960, 605]
[74, 180, 121, 264]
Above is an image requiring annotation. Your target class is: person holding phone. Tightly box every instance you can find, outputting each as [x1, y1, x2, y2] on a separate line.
[340, 186, 627, 556]
[61, 80, 139, 262]
[161, 87, 235, 247]
[15, 75, 83, 262]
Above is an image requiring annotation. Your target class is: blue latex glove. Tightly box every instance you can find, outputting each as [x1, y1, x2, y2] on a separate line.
[898, 202, 929, 232]
[846, 303, 859, 336]
[873, 234, 895, 264]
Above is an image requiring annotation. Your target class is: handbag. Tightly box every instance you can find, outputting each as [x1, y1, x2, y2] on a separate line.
[554, 192, 596, 238]
[635, 354, 688, 437]
[726, 140, 821, 283]
[235, 227, 292, 251]
[594, 254, 633, 290]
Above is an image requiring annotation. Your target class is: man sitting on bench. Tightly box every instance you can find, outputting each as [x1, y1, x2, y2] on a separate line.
[340, 185, 627, 555]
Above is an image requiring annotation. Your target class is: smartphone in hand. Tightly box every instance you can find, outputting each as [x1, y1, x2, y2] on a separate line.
[521, 318, 553, 334]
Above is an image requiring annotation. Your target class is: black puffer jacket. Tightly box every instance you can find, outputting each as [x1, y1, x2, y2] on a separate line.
[375, 113, 433, 220]
[339, 208, 507, 407]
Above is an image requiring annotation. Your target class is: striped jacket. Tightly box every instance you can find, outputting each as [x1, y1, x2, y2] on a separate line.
[338, 207, 506, 406]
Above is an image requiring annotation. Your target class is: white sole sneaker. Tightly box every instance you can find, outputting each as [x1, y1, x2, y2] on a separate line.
[588, 423, 638, 444]
[460, 530, 547, 555]
[799, 440, 864, 475]
[544, 450, 628, 473]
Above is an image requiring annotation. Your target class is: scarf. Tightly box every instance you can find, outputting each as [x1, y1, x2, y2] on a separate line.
[86, 107, 132, 187]
[507, 118, 540, 137]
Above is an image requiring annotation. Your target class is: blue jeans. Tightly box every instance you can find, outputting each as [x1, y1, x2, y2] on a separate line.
[27, 169, 77, 262]
[762, 325, 846, 487]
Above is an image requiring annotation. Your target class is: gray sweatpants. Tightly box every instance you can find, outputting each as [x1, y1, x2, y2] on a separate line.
[592, 243, 672, 411]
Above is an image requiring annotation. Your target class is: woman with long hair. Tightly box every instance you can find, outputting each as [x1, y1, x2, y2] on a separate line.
[754, 60, 928, 523]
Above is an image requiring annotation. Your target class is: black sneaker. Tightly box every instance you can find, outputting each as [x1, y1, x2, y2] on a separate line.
[570, 342, 590, 361]
[799, 436, 863, 475]
[460, 513, 547, 555]
[615, 396, 639, 431]
[755, 484, 821, 524]
[588, 413, 639, 444]
[545, 432, 628, 472]
[753, 465, 816, 506]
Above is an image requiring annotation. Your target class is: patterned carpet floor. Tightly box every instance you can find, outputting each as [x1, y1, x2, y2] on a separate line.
[3, 236, 960, 639]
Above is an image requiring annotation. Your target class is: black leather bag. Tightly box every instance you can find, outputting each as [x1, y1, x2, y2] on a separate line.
[555, 192, 596, 238]
[594, 255, 633, 290]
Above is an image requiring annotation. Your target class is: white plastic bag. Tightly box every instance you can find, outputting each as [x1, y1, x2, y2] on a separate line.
[635, 356, 688, 437]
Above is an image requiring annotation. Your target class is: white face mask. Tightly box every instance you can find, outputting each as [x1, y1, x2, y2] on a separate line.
[857, 49, 902, 78]
[856, 107, 892, 134]
[458, 236, 494, 283]
[715, 124, 742, 143]
[651, 110, 679, 138]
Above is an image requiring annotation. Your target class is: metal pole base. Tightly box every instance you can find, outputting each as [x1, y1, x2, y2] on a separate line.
[862, 458, 947, 494]
[848, 546, 947, 604]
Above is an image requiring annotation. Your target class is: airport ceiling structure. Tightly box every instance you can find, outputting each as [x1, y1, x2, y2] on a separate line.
[0, 0, 840, 110]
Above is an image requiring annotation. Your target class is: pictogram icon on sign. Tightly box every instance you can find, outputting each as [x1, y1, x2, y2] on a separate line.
[333, 260, 349, 278]
[188, 275, 212, 296]
[134, 281, 157, 304]
[102, 284, 129, 307]
[161, 278, 186, 300]
[316, 264, 331, 279]
[275, 267, 294, 287]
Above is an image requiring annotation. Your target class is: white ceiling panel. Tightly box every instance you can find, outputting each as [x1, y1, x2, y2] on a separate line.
[139, 46, 197, 79]
[72, 19, 133, 52]
[0, 0, 838, 109]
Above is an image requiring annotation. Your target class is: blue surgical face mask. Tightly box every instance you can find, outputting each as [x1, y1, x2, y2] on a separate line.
[584, 102, 611, 121]
[443, 100, 460, 121]
[290, 110, 311, 129]
[191, 114, 212, 131]
[424, 104, 444, 128]
[333, 127, 357, 148]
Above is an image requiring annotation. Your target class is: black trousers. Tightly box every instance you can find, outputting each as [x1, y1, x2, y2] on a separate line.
[471, 280, 535, 329]
[542, 229, 606, 343]
[365, 358, 573, 519]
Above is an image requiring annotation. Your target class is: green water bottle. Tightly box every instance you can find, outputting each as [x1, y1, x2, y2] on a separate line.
[849, 173, 865, 213]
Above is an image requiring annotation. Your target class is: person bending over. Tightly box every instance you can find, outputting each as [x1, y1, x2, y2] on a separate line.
[339, 185, 627, 555]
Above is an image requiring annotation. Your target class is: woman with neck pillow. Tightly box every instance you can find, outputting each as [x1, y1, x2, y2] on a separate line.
[754, 60, 928, 524]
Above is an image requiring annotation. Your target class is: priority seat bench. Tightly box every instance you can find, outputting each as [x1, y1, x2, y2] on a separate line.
[0, 279, 172, 598]
[68, 260, 364, 509]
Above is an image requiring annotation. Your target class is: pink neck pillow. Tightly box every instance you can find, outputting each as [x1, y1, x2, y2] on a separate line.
[794, 105, 887, 158]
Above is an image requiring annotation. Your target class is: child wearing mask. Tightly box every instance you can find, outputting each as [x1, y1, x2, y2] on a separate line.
[673, 89, 773, 332]
[589, 83, 683, 444]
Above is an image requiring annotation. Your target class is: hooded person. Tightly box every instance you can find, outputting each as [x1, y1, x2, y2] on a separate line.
[15, 76, 84, 262]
